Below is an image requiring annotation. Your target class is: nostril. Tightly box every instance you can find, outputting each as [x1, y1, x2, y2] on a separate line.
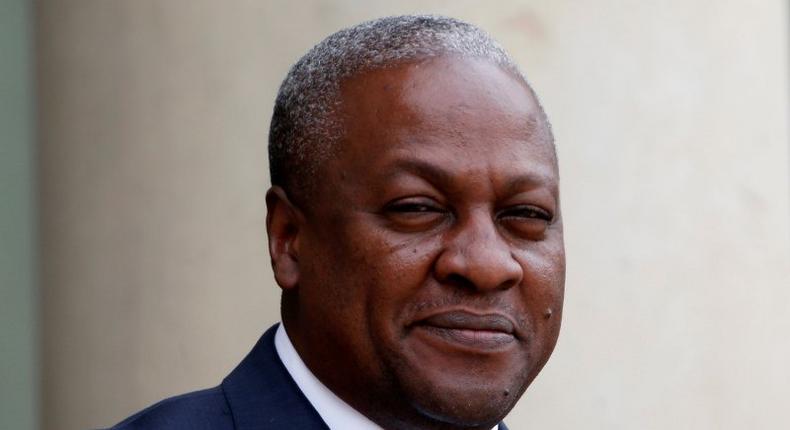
[444, 273, 476, 291]
[436, 263, 522, 293]
[498, 275, 521, 291]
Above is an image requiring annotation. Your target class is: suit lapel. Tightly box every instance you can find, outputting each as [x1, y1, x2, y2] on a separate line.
[222, 324, 330, 430]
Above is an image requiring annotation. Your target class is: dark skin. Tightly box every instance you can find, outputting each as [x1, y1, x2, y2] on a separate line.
[267, 56, 565, 429]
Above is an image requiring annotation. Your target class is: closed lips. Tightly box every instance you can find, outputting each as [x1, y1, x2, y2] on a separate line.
[413, 310, 518, 348]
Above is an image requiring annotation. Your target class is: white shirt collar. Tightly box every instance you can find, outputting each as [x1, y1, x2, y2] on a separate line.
[274, 323, 499, 430]
[274, 323, 383, 430]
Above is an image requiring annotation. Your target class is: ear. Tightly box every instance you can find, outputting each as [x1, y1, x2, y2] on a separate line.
[266, 186, 304, 290]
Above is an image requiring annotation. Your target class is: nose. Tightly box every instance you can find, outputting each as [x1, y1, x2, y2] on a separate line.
[434, 211, 524, 292]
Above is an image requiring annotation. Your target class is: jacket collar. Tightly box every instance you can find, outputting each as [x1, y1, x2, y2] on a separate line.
[222, 324, 329, 429]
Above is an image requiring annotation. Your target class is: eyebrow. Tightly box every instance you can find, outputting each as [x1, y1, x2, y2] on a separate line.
[386, 158, 557, 195]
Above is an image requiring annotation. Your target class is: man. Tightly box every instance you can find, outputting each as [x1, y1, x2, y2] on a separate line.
[110, 14, 564, 430]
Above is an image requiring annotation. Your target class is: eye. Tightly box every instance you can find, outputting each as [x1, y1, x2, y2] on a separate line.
[383, 198, 447, 231]
[388, 202, 439, 213]
[498, 205, 553, 238]
[499, 205, 552, 221]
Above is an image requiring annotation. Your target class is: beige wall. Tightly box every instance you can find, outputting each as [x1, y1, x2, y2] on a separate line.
[37, 1, 789, 429]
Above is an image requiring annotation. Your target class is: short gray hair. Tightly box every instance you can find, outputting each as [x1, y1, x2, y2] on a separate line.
[268, 14, 548, 202]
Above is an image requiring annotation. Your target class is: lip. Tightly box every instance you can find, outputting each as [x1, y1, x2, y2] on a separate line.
[412, 310, 517, 350]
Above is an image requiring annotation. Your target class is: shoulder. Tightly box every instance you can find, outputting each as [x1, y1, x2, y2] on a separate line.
[104, 325, 325, 430]
[106, 386, 234, 430]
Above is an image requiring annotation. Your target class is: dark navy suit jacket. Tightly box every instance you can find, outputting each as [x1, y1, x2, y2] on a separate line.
[108, 324, 510, 430]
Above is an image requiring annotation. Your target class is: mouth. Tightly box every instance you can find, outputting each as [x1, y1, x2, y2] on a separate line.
[412, 310, 517, 350]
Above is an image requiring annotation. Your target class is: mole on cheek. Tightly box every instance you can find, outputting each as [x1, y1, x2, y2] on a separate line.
[543, 308, 552, 319]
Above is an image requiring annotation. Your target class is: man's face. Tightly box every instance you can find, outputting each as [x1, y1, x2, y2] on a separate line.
[287, 57, 564, 429]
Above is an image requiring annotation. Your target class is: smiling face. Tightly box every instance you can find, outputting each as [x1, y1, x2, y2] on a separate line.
[267, 56, 564, 429]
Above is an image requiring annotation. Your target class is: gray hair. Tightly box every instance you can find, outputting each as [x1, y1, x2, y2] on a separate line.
[268, 14, 548, 202]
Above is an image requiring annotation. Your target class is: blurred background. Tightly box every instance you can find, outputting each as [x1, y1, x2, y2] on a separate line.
[2, 1, 788, 429]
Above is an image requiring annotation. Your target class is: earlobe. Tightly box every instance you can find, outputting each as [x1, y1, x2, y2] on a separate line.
[266, 186, 303, 290]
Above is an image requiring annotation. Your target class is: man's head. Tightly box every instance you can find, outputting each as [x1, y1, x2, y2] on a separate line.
[266, 15, 564, 430]
[268, 14, 553, 207]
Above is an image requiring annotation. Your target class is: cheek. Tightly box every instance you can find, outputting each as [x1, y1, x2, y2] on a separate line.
[519, 238, 565, 297]
[353, 232, 444, 333]
[517, 242, 565, 339]
[363, 240, 439, 306]
[314, 219, 433, 298]
[297, 222, 377, 324]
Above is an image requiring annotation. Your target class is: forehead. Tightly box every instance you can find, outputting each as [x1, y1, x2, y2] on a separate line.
[333, 56, 557, 188]
[346, 58, 544, 126]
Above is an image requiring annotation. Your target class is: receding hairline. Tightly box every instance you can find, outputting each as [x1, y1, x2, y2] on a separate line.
[335, 54, 554, 148]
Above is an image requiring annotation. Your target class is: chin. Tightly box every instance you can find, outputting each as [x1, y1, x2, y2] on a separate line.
[374, 328, 542, 428]
[399, 368, 528, 428]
